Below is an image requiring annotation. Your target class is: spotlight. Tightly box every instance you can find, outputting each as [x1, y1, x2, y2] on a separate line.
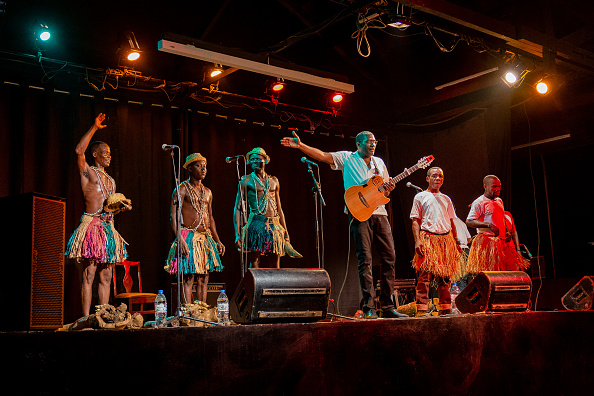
[501, 56, 532, 88]
[501, 67, 529, 88]
[122, 31, 141, 62]
[387, 4, 411, 29]
[326, 92, 345, 116]
[536, 81, 548, 94]
[265, 78, 285, 98]
[33, 22, 52, 58]
[39, 29, 50, 41]
[331, 93, 343, 103]
[34, 23, 51, 42]
[535, 75, 554, 95]
[271, 78, 285, 92]
[210, 64, 223, 78]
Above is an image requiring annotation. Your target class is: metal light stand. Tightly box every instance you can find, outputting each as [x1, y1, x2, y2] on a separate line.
[167, 148, 218, 326]
[306, 163, 325, 269]
[231, 156, 248, 277]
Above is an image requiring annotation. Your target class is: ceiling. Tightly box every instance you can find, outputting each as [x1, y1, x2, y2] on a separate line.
[1, 0, 594, 127]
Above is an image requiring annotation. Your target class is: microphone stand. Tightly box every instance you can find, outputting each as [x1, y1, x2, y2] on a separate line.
[232, 157, 248, 277]
[306, 164, 325, 268]
[167, 148, 218, 326]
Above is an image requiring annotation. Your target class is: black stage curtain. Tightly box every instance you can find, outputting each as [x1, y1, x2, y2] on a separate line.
[0, 82, 511, 320]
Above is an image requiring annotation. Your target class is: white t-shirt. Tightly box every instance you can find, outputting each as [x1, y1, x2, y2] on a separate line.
[467, 195, 505, 239]
[452, 217, 472, 248]
[409, 191, 456, 234]
[330, 151, 389, 216]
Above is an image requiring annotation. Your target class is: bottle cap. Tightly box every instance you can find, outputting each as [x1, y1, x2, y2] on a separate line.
[158, 290, 163, 294]
[221, 289, 225, 293]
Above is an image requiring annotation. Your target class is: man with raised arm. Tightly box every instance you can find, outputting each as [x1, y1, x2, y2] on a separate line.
[165, 153, 225, 305]
[281, 131, 407, 319]
[66, 113, 132, 317]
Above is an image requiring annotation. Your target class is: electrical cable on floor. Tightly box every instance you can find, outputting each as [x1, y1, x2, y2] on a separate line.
[524, 103, 542, 311]
[336, 217, 354, 315]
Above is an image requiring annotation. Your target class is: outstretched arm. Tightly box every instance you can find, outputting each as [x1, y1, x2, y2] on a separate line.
[76, 113, 106, 175]
[280, 131, 335, 166]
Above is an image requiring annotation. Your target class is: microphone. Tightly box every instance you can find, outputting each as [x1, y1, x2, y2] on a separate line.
[162, 144, 178, 151]
[301, 157, 318, 167]
[225, 155, 244, 163]
[406, 182, 423, 192]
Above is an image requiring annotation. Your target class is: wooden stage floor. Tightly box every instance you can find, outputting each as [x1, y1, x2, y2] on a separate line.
[1, 310, 593, 395]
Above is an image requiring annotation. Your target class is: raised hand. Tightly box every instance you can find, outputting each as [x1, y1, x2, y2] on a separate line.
[95, 113, 107, 129]
[280, 131, 301, 148]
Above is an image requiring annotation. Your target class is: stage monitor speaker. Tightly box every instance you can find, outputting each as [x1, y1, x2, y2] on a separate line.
[0, 193, 65, 331]
[455, 271, 532, 314]
[230, 268, 331, 324]
[561, 276, 594, 310]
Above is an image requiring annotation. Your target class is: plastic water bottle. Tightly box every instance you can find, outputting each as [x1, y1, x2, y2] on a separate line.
[154, 290, 167, 328]
[217, 289, 230, 326]
[450, 282, 461, 315]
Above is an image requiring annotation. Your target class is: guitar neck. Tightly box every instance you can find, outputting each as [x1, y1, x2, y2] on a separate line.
[391, 163, 422, 184]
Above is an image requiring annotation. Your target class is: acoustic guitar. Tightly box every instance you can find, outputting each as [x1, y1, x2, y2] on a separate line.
[344, 155, 434, 221]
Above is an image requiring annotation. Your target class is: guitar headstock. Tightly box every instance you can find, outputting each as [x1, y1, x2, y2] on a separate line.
[417, 155, 435, 169]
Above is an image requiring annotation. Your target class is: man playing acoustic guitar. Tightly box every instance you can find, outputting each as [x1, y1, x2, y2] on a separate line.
[281, 131, 407, 319]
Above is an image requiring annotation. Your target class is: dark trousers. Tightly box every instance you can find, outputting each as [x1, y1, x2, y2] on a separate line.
[416, 271, 451, 311]
[350, 214, 396, 311]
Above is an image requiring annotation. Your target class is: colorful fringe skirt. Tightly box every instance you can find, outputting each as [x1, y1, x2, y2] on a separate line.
[65, 214, 128, 264]
[412, 231, 464, 280]
[466, 233, 530, 273]
[165, 229, 223, 275]
[241, 213, 286, 255]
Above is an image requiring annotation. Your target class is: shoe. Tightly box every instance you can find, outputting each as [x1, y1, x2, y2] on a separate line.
[362, 308, 378, 319]
[415, 310, 429, 317]
[381, 309, 409, 319]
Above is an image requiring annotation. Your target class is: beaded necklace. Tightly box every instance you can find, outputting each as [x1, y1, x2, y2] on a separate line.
[90, 166, 115, 199]
[85, 166, 115, 217]
[250, 172, 272, 215]
[182, 180, 208, 230]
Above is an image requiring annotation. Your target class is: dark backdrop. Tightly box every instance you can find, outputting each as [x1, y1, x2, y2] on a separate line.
[2, 78, 589, 323]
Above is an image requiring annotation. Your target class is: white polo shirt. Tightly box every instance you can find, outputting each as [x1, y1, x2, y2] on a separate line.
[330, 150, 389, 216]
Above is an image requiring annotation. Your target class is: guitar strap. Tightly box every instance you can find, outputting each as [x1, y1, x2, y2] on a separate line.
[370, 157, 380, 176]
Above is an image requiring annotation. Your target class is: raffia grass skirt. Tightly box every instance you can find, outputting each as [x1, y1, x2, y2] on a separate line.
[466, 233, 530, 274]
[241, 213, 286, 256]
[65, 214, 128, 264]
[165, 229, 223, 275]
[412, 231, 465, 281]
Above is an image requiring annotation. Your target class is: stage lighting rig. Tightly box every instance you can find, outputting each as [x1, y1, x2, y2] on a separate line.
[326, 92, 345, 116]
[265, 78, 285, 98]
[501, 58, 531, 88]
[210, 64, 223, 78]
[386, 3, 411, 30]
[121, 31, 141, 62]
[33, 22, 52, 60]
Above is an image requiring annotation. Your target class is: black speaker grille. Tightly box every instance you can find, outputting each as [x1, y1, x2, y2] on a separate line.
[30, 197, 65, 328]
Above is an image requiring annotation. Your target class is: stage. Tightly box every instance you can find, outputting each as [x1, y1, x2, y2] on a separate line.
[2, 310, 593, 395]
